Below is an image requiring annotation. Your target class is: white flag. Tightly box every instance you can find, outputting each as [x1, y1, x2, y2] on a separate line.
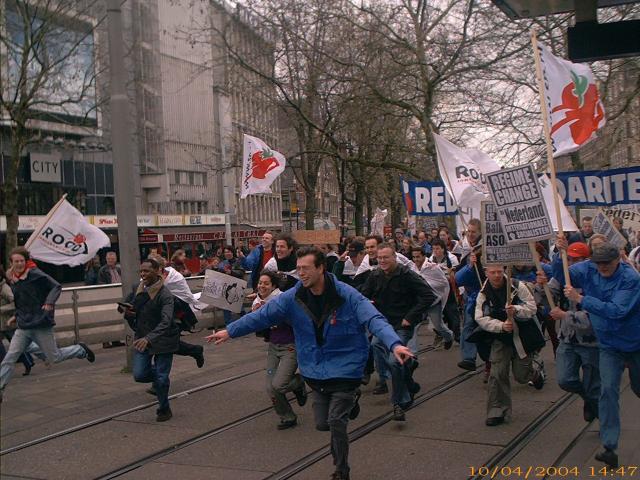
[537, 42, 605, 157]
[240, 134, 286, 199]
[433, 133, 501, 208]
[26, 198, 110, 266]
[538, 174, 579, 232]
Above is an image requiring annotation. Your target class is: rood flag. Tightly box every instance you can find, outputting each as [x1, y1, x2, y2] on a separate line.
[241, 134, 286, 199]
[537, 42, 605, 157]
[433, 133, 501, 208]
[400, 177, 414, 214]
[26, 198, 111, 266]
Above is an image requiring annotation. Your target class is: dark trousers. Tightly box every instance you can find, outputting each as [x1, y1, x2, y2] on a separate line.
[311, 387, 358, 476]
[442, 293, 461, 342]
[176, 340, 201, 358]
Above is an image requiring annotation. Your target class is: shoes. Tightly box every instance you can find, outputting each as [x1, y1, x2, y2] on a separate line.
[530, 370, 545, 390]
[583, 401, 597, 422]
[330, 471, 350, 480]
[444, 339, 453, 350]
[22, 364, 32, 376]
[277, 418, 298, 430]
[595, 448, 619, 468]
[146, 386, 157, 396]
[361, 373, 371, 385]
[372, 382, 389, 395]
[485, 416, 504, 426]
[432, 335, 443, 348]
[458, 360, 476, 371]
[393, 404, 406, 421]
[194, 347, 205, 368]
[349, 390, 361, 420]
[156, 407, 173, 422]
[79, 343, 95, 363]
[483, 362, 491, 384]
[294, 385, 308, 407]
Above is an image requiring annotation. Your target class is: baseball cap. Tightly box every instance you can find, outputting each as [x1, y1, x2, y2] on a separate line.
[591, 243, 620, 263]
[567, 242, 590, 259]
[348, 240, 365, 257]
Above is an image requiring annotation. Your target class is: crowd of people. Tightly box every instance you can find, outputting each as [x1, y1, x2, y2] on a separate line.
[1, 215, 639, 480]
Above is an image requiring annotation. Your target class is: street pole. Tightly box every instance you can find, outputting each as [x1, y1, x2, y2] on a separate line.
[340, 156, 346, 238]
[106, 0, 139, 371]
[213, 88, 233, 245]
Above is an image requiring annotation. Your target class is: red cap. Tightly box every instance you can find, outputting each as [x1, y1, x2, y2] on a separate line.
[567, 242, 590, 259]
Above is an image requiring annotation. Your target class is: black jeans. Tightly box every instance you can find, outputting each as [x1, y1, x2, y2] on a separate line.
[311, 387, 358, 476]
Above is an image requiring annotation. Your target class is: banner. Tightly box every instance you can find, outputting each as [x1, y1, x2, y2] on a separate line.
[555, 166, 640, 206]
[293, 230, 341, 245]
[433, 133, 501, 208]
[481, 202, 532, 265]
[592, 211, 628, 250]
[25, 198, 111, 266]
[537, 174, 579, 232]
[240, 134, 286, 199]
[401, 179, 458, 216]
[486, 165, 554, 244]
[537, 42, 605, 157]
[200, 269, 248, 313]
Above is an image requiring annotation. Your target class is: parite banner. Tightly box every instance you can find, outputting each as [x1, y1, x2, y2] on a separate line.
[401, 165, 640, 216]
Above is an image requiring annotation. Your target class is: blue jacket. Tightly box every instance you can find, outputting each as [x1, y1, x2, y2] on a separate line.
[227, 274, 402, 381]
[455, 264, 482, 315]
[551, 254, 640, 352]
[241, 245, 267, 289]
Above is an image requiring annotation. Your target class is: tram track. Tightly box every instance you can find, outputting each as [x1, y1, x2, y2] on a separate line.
[92, 345, 476, 480]
[467, 392, 577, 480]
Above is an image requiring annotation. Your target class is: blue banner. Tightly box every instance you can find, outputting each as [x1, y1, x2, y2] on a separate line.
[402, 165, 640, 216]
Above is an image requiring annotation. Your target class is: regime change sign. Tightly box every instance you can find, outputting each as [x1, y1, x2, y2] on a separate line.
[486, 165, 553, 244]
[481, 201, 532, 265]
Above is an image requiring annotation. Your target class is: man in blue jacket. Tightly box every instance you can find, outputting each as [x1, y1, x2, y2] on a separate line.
[208, 246, 413, 480]
[239, 231, 275, 290]
[552, 238, 640, 469]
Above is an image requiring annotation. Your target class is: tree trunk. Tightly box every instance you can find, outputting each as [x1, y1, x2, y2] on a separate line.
[365, 191, 373, 235]
[354, 181, 365, 236]
[304, 188, 316, 230]
[3, 127, 25, 264]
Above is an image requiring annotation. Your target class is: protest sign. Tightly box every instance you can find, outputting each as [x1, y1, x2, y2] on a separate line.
[481, 202, 532, 265]
[293, 230, 341, 245]
[592, 211, 628, 250]
[554, 165, 640, 206]
[486, 165, 553, 245]
[200, 270, 248, 313]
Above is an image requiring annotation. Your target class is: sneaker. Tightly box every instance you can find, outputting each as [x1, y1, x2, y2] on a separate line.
[485, 416, 504, 426]
[79, 343, 95, 363]
[458, 360, 476, 371]
[349, 390, 361, 420]
[444, 339, 453, 350]
[277, 418, 297, 430]
[194, 346, 205, 368]
[372, 382, 389, 395]
[432, 335, 443, 348]
[392, 404, 406, 421]
[294, 385, 308, 407]
[156, 407, 173, 422]
[531, 370, 545, 390]
[595, 448, 618, 468]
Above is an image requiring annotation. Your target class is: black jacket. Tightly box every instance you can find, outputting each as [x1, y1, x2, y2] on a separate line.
[125, 280, 179, 354]
[12, 268, 61, 329]
[98, 265, 122, 284]
[360, 264, 436, 329]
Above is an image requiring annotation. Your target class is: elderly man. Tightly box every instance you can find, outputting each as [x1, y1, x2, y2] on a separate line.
[474, 265, 544, 426]
[552, 239, 640, 469]
[98, 251, 122, 284]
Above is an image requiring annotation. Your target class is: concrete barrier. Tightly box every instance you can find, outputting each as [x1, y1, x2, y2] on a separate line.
[52, 275, 238, 347]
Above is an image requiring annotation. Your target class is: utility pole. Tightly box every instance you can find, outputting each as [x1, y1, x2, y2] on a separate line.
[213, 88, 233, 244]
[106, 0, 138, 371]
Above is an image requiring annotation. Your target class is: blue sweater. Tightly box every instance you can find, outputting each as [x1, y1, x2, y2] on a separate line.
[228, 274, 402, 381]
[551, 254, 640, 352]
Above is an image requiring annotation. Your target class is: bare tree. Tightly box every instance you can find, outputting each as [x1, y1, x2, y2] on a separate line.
[0, 0, 103, 258]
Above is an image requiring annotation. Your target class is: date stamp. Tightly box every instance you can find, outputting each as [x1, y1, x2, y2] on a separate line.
[469, 465, 638, 478]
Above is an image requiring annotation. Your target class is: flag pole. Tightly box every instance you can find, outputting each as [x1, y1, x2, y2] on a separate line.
[528, 241, 556, 309]
[434, 135, 483, 285]
[530, 29, 572, 287]
[24, 194, 68, 250]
